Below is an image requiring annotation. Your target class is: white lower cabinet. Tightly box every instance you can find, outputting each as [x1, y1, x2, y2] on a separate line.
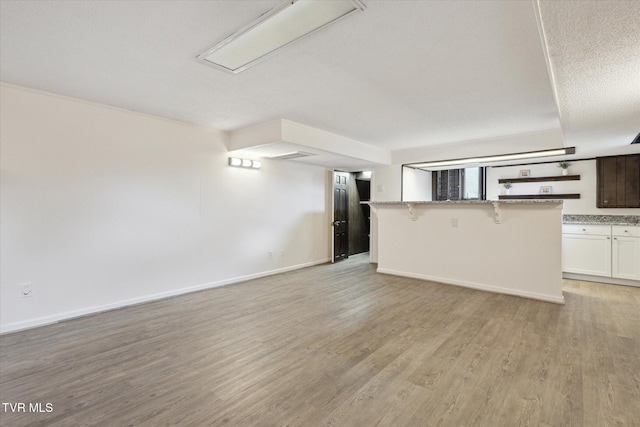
[562, 232, 611, 277]
[563, 224, 640, 282]
[612, 226, 640, 280]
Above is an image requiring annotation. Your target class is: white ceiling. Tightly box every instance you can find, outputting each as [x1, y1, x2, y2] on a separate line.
[1, 0, 638, 168]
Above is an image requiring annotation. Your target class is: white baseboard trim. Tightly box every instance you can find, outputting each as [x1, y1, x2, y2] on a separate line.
[377, 268, 566, 305]
[0, 258, 330, 335]
[562, 273, 640, 288]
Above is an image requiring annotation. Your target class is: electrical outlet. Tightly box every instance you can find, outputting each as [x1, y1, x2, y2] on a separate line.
[451, 218, 458, 228]
[20, 282, 33, 298]
[281, 249, 285, 257]
[268, 251, 273, 259]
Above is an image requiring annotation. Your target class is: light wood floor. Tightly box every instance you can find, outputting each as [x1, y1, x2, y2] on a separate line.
[1, 255, 639, 426]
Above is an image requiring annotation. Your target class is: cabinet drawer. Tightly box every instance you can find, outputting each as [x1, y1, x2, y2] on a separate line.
[612, 226, 640, 237]
[562, 224, 611, 236]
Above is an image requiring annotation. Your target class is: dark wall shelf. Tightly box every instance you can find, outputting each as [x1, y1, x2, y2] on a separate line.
[498, 194, 581, 200]
[498, 175, 580, 184]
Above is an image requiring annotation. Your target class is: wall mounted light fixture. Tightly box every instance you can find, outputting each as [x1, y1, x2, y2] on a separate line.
[229, 157, 261, 169]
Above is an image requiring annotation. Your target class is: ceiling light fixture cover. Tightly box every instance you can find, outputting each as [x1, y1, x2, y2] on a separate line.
[268, 151, 316, 160]
[408, 147, 576, 170]
[197, 0, 366, 74]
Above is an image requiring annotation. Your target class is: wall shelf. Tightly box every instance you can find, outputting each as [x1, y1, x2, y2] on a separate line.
[498, 175, 580, 184]
[498, 194, 581, 200]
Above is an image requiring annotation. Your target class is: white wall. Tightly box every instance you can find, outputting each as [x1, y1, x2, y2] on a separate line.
[486, 160, 640, 215]
[402, 167, 432, 201]
[0, 84, 330, 333]
[371, 164, 402, 202]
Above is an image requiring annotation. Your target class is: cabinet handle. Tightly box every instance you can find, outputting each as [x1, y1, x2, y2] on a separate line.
[607, 237, 610, 240]
[582, 228, 586, 231]
[614, 237, 617, 240]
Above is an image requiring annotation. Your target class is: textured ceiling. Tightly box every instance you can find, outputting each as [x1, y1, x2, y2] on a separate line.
[538, 0, 640, 158]
[0, 0, 638, 165]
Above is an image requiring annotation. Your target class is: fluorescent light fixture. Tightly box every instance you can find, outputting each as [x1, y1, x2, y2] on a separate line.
[268, 151, 316, 160]
[197, 0, 366, 73]
[408, 147, 576, 169]
[228, 157, 261, 169]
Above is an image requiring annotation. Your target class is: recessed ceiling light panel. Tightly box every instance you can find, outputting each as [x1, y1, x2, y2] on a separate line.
[407, 147, 576, 170]
[268, 151, 316, 160]
[197, 0, 365, 74]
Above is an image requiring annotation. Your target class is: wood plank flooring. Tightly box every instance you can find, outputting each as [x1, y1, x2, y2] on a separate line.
[1, 255, 639, 426]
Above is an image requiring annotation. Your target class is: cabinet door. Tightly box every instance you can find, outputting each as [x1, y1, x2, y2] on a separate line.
[626, 155, 640, 207]
[562, 234, 612, 277]
[597, 157, 619, 207]
[612, 236, 640, 280]
[597, 154, 640, 208]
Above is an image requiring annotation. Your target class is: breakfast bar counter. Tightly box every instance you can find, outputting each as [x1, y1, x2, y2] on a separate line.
[369, 200, 565, 304]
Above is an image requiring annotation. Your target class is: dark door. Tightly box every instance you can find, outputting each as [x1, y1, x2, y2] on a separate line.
[333, 171, 349, 262]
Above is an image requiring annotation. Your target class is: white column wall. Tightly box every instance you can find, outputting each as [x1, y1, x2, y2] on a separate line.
[402, 167, 432, 201]
[0, 84, 330, 332]
[369, 164, 402, 263]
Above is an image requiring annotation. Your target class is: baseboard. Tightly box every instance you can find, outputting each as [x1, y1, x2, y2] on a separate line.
[0, 258, 330, 334]
[562, 272, 640, 288]
[376, 268, 566, 305]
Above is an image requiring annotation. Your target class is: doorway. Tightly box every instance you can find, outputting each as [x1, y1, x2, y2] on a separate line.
[332, 171, 371, 262]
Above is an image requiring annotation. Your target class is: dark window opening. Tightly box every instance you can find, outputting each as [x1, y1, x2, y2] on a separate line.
[432, 167, 485, 201]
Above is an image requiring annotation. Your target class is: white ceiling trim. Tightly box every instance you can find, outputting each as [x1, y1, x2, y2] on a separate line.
[532, 0, 565, 129]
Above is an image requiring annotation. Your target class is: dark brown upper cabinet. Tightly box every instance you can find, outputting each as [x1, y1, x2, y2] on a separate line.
[597, 154, 640, 208]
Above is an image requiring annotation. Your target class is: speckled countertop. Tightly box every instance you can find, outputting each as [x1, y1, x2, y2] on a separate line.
[563, 214, 640, 226]
[370, 200, 564, 205]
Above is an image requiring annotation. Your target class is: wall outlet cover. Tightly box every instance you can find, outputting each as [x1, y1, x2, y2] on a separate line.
[20, 283, 33, 298]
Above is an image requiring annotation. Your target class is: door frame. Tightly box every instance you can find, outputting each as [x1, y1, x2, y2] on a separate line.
[330, 170, 374, 263]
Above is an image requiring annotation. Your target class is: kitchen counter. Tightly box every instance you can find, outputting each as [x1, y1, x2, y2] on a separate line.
[370, 200, 564, 223]
[563, 214, 640, 226]
[372, 199, 564, 205]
